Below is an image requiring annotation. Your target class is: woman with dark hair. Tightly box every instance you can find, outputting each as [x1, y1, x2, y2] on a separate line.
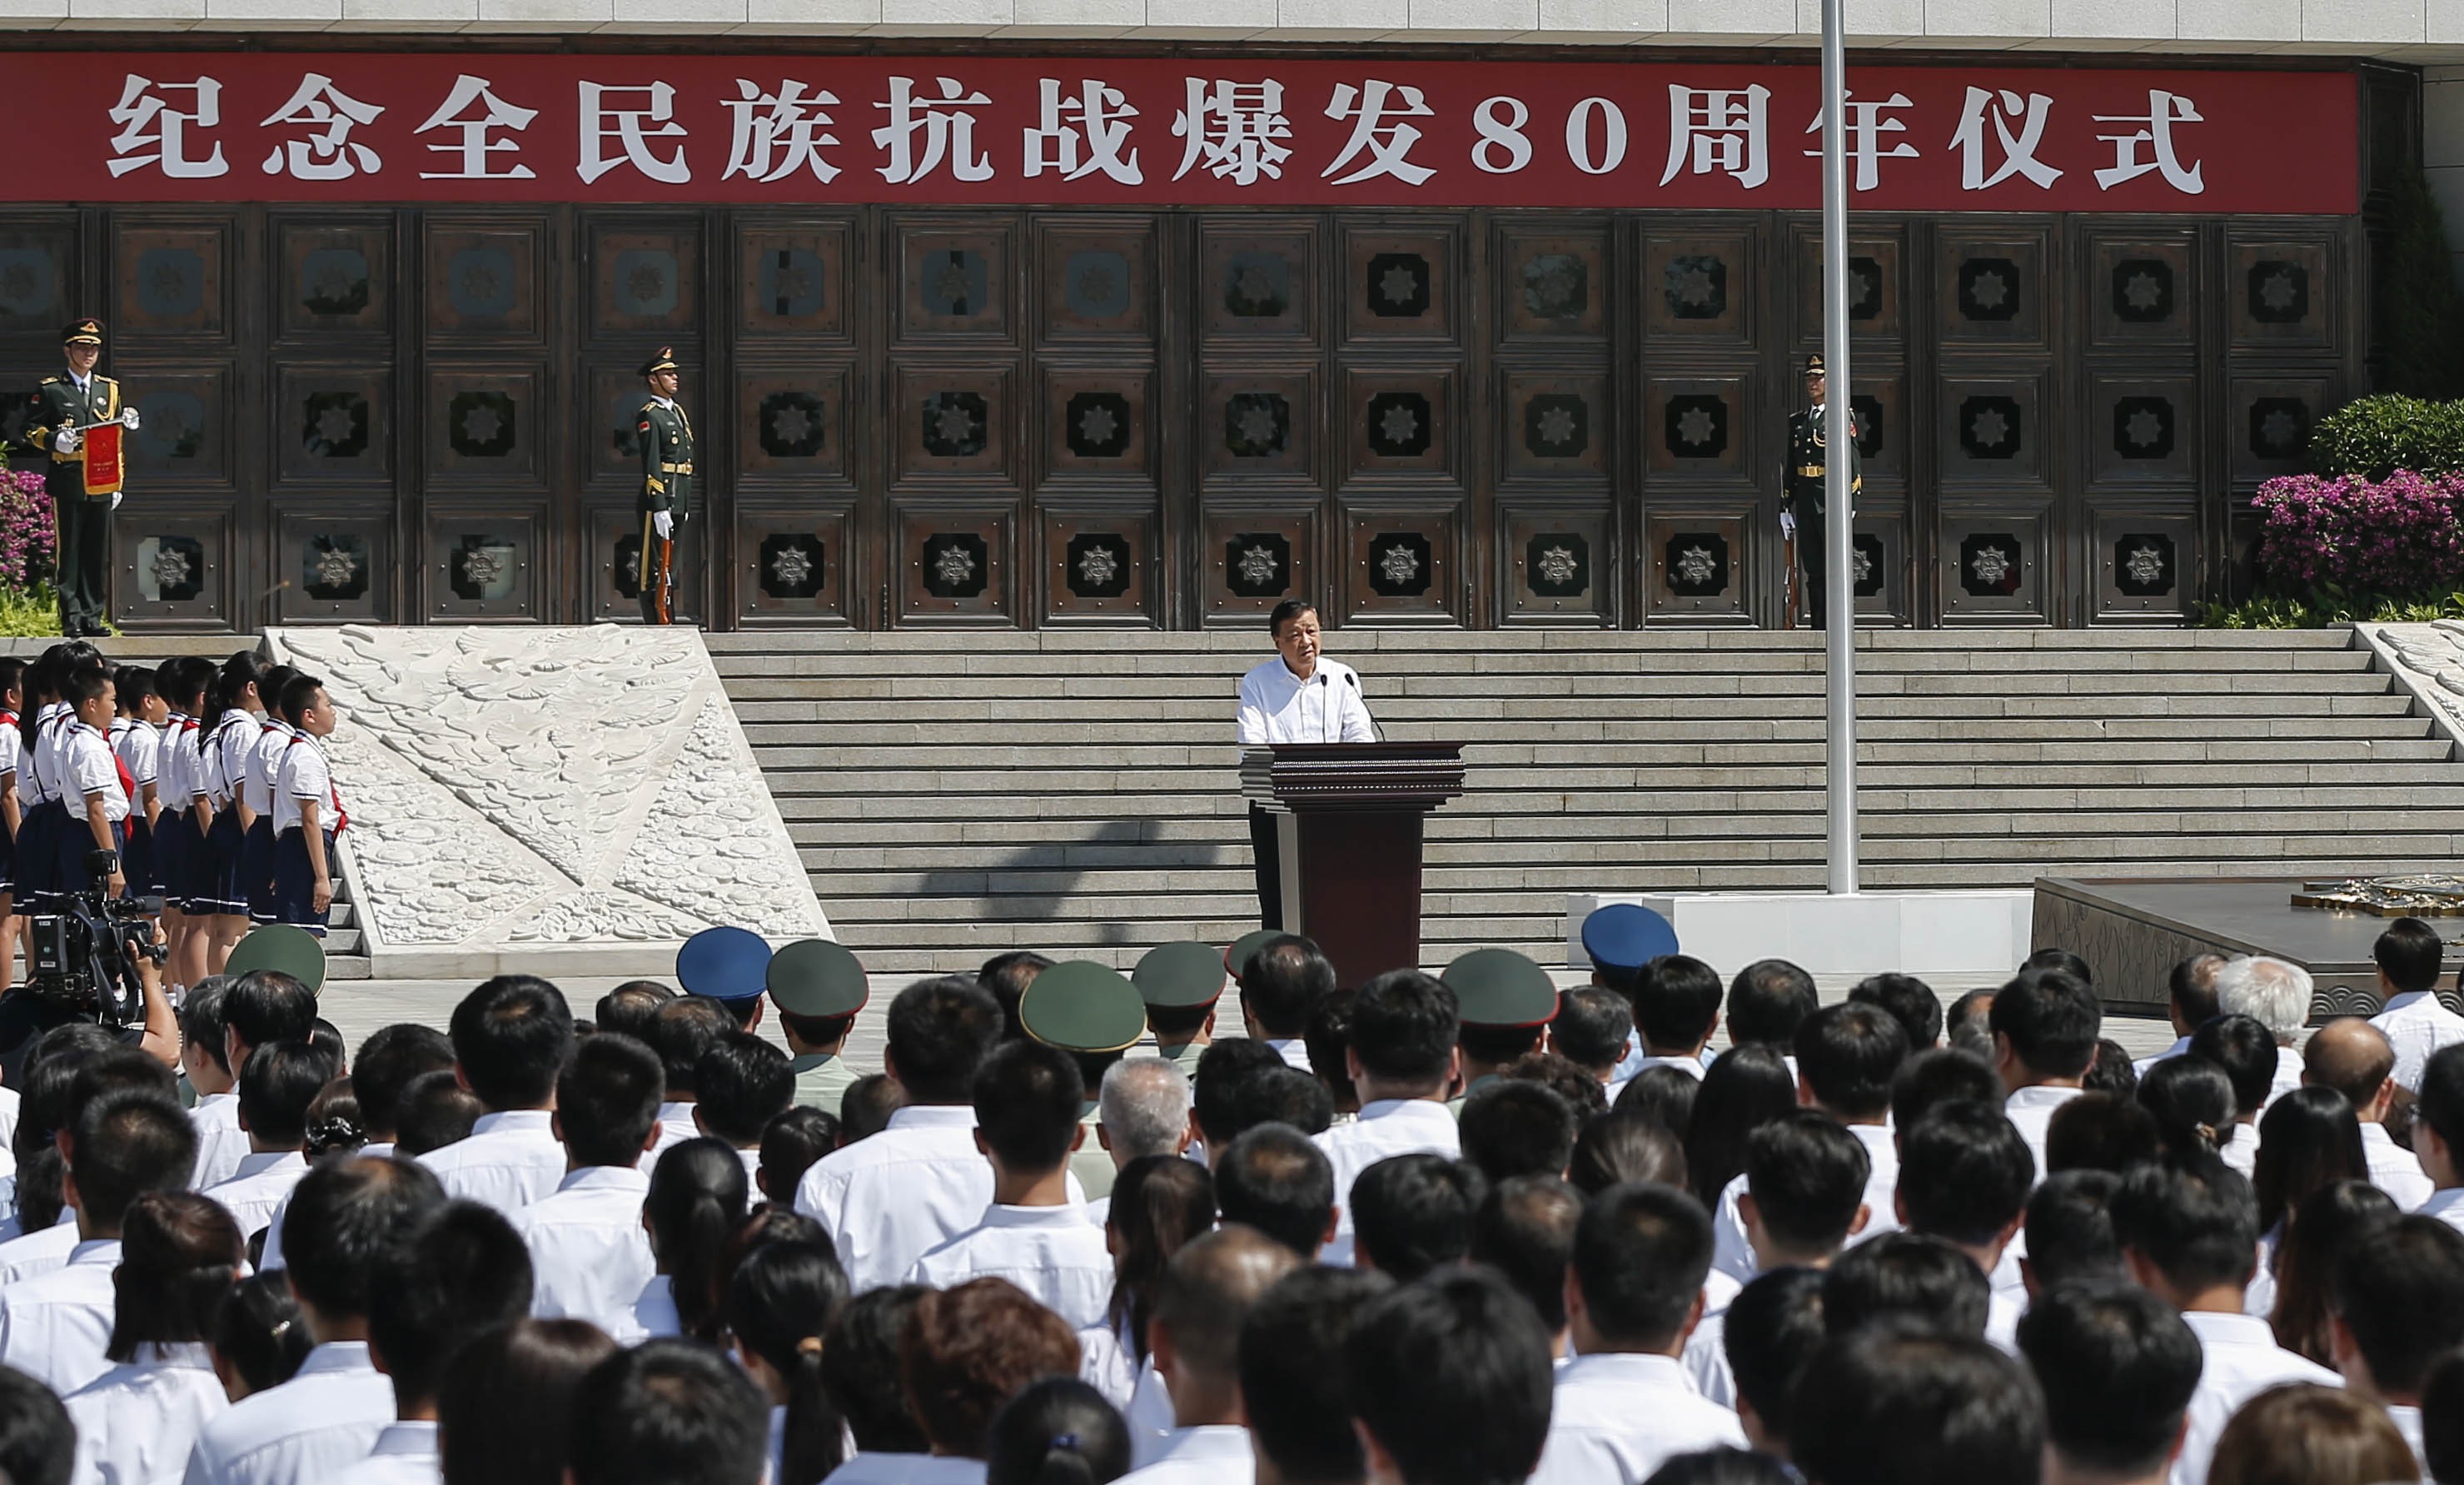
[436, 1318, 619, 1485]
[901, 1278, 1083, 1465]
[207, 1271, 312, 1403]
[1567, 1110, 1688, 1197]
[2245, 1086, 2367, 1318]
[1077, 1156, 1211, 1438]
[985, 1378, 1132, 1485]
[2135, 1055, 2240, 1164]
[2268, 1179, 2401, 1365]
[724, 1239, 850, 1485]
[820, 1285, 933, 1478]
[1683, 1047, 1797, 1212]
[1613, 1064, 1700, 1140]
[302, 1077, 366, 1160]
[62, 1192, 242, 1485]
[625, 1136, 748, 1345]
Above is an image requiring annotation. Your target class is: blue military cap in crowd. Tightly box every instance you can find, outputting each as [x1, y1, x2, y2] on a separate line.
[1021, 960, 1149, 1055]
[1580, 903, 1679, 974]
[225, 924, 327, 994]
[1135, 941, 1227, 1011]
[676, 925, 772, 1009]
[767, 939, 869, 1019]
[1441, 947, 1560, 1029]
[1224, 929, 1282, 986]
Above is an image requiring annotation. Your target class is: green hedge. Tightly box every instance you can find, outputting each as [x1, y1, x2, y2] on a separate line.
[2307, 395, 2464, 481]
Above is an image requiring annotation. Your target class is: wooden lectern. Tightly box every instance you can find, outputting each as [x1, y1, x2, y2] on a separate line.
[1240, 741, 1467, 987]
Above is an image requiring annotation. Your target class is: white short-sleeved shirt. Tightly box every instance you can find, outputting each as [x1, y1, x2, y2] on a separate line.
[416, 1110, 567, 1218]
[331, 1419, 441, 1485]
[907, 1204, 1116, 1331]
[182, 1340, 396, 1485]
[114, 718, 160, 794]
[2419, 1186, 2464, 1238]
[0, 1236, 120, 1396]
[62, 724, 128, 822]
[1113, 1425, 1256, 1485]
[0, 1211, 80, 1286]
[2362, 1122, 2435, 1211]
[202, 711, 256, 809]
[244, 720, 294, 817]
[2004, 1084, 2084, 1185]
[2170, 1311, 2341, 1485]
[1710, 1120, 1899, 1284]
[2373, 992, 2464, 1094]
[190, 1093, 251, 1190]
[609, 1273, 682, 1347]
[273, 735, 336, 837]
[161, 716, 200, 810]
[797, 1104, 1080, 1294]
[1312, 1099, 1461, 1263]
[515, 1164, 658, 1333]
[1235, 657, 1374, 747]
[67, 1343, 230, 1485]
[1526, 1353, 1746, 1485]
[26, 704, 70, 806]
[202, 1152, 310, 1245]
[0, 713, 20, 790]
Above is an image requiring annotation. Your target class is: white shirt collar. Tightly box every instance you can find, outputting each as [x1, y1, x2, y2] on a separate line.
[370, 1420, 439, 1458]
[885, 1104, 978, 1131]
[2006, 1084, 2086, 1109]
[1356, 1098, 1456, 1126]
[64, 1238, 121, 1268]
[974, 1203, 1091, 1229]
[2180, 1309, 2275, 1347]
[472, 1109, 555, 1135]
[1558, 1351, 1690, 1387]
[2421, 1186, 2464, 1218]
[296, 1340, 378, 1377]
[1148, 1426, 1256, 1463]
[231, 1150, 307, 1179]
[556, 1164, 650, 1194]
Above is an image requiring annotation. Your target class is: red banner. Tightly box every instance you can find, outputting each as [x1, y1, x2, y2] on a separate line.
[80, 421, 122, 497]
[0, 52, 2355, 213]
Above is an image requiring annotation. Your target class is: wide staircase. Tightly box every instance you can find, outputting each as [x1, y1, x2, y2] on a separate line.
[717, 628, 2459, 973]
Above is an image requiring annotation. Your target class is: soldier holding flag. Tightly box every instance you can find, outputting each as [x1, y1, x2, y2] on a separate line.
[24, 319, 137, 638]
[636, 347, 695, 625]
[1782, 352, 1857, 630]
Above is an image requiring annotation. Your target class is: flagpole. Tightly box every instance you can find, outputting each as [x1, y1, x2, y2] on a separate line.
[1820, 0, 1859, 895]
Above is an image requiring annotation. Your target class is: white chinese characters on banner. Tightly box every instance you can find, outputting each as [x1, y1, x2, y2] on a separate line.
[724, 80, 842, 184]
[1024, 79, 1142, 185]
[107, 74, 228, 180]
[1173, 79, 1293, 187]
[874, 77, 993, 185]
[260, 73, 384, 180]
[581, 81, 689, 184]
[2094, 89, 2204, 194]
[1803, 90, 1919, 192]
[1663, 85, 1770, 190]
[416, 74, 539, 181]
[1322, 80, 1434, 187]
[1952, 87, 2061, 191]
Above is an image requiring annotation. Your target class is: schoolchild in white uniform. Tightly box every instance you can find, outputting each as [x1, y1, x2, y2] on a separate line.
[241, 663, 299, 925]
[61, 1190, 241, 1485]
[197, 652, 266, 975]
[110, 664, 164, 909]
[10, 646, 82, 917]
[0, 658, 27, 996]
[52, 665, 129, 899]
[271, 675, 345, 937]
[156, 655, 214, 993]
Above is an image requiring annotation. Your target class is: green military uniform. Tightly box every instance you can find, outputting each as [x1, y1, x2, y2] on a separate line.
[635, 346, 695, 625]
[1783, 352, 1859, 630]
[790, 1052, 858, 1115]
[1441, 947, 1561, 1118]
[1020, 960, 1151, 1203]
[25, 320, 122, 637]
[767, 939, 872, 1113]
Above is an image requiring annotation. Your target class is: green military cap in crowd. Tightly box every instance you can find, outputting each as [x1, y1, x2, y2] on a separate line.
[766, 939, 870, 1019]
[1441, 947, 1560, 1029]
[1224, 929, 1281, 986]
[1020, 960, 1149, 1055]
[1135, 940, 1227, 1012]
[225, 924, 328, 994]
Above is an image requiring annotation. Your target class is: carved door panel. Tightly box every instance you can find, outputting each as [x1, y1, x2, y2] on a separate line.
[421, 213, 555, 623]
[1933, 221, 2063, 625]
[1783, 217, 1911, 626]
[270, 212, 397, 625]
[1032, 214, 1161, 627]
[1640, 217, 1766, 626]
[730, 212, 859, 627]
[1198, 217, 1327, 627]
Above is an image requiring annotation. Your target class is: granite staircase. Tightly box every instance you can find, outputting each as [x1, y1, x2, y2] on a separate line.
[716, 628, 2461, 973]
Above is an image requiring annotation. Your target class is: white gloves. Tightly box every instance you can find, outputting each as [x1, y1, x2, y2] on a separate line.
[1779, 511, 1797, 540]
[121, 407, 140, 431]
[652, 510, 674, 541]
[110, 491, 122, 511]
[52, 427, 77, 455]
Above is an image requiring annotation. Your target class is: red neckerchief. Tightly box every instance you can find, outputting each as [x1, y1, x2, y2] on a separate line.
[284, 734, 346, 834]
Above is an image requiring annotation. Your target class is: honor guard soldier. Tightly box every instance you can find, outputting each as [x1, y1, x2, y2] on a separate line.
[1134, 940, 1227, 1074]
[1783, 353, 1859, 630]
[222, 922, 330, 994]
[1580, 903, 1680, 1083]
[1441, 948, 1561, 1109]
[26, 320, 135, 637]
[676, 924, 771, 1030]
[1018, 959, 1149, 1203]
[766, 938, 870, 1114]
[636, 348, 694, 625]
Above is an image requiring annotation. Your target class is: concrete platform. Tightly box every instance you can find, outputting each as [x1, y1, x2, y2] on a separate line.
[1568, 889, 2034, 978]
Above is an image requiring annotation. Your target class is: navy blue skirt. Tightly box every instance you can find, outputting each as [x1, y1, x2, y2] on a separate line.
[195, 807, 247, 918]
[271, 828, 334, 937]
[120, 814, 153, 896]
[12, 799, 63, 914]
[54, 814, 127, 894]
[241, 815, 276, 924]
[152, 810, 189, 905]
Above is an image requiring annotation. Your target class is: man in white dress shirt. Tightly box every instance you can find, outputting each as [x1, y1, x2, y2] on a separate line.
[0, 1088, 196, 1395]
[1625, 955, 1723, 1082]
[2110, 1160, 2339, 1485]
[1993, 968, 2100, 1184]
[568, 1338, 770, 1485]
[1312, 970, 1463, 1265]
[1115, 1226, 1299, 1485]
[219, 969, 320, 1093]
[345, 1201, 537, 1485]
[1531, 1184, 1746, 1485]
[1353, 1272, 1550, 1485]
[692, 1031, 794, 1189]
[180, 980, 253, 1188]
[1896, 1103, 2034, 1351]
[418, 976, 575, 1217]
[187, 1157, 445, 1485]
[202, 1038, 337, 1248]
[1235, 599, 1374, 929]
[2304, 1018, 2434, 1209]
[2328, 1216, 2464, 1468]
[2416, 1043, 2464, 1236]
[2192, 1016, 2277, 1179]
[1711, 1002, 1907, 1283]
[647, 997, 733, 1157]
[347, 1024, 455, 1163]
[908, 1041, 1113, 1329]
[1237, 934, 1329, 1074]
[1686, 1113, 1872, 1405]
[513, 1032, 663, 1331]
[2015, 1285, 2204, 1485]
[2368, 917, 2464, 1097]
[1790, 1324, 2043, 1485]
[2134, 954, 2227, 1079]
[2217, 956, 2312, 1109]
[1097, 1059, 1196, 1195]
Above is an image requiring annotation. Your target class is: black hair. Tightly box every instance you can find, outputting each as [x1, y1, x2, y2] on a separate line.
[205, 650, 265, 721]
[759, 1107, 841, 1205]
[304, 1079, 365, 1160]
[974, 1039, 1086, 1173]
[1889, 1046, 2004, 1132]
[1796, 1001, 1909, 1119]
[556, 1031, 665, 1168]
[1351, 1154, 1486, 1283]
[595, 983, 676, 1043]
[1898, 1101, 2032, 1248]
[568, 1338, 769, 1485]
[283, 1155, 448, 1323]
[107, 1191, 243, 1362]
[366, 1200, 536, 1408]
[1568, 1110, 1687, 1196]
[1145, 995, 1216, 1044]
[448, 975, 575, 1111]
[1267, 597, 1317, 636]
[179, 979, 234, 1076]
[1636, 955, 1723, 1051]
[1684, 1046, 1796, 1210]
[1304, 989, 1357, 1112]
[1346, 1268, 1552, 1485]
[841, 1074, 903, 1142]
[645, 1138, 751, 1345]
[2110, 1159, 2260, 1293]
[352, 1023, 454, 1143]
[2188, 1014, 2279, 1121]
[222, 969, 317, 1056]
[726, 1239, 853, 1485]
[1214, 1123, 1334, 1258]
[885, 975, 1005, 1103]
[396, 1069, 485, 1155]
[694, 1031, 794, 1146]
[1745, 1110, 1873, 1257]
[2375, 916, 2447, 997]
[62, 664, 109, 710]
[1571, 1181, 1715, 1349]
[2084, 1039, 2138, 1099]
[1639, 1452, 1794, 1485]
[823, 1285, 934, 1453]
[2044, 1092, 2160, 1175]
[2024, 1169, 2126, 1293]
[0, 656, 24, 709]
[274, 672, 325, 728]
[2422, 1349, 2464, 1485]
[1501, 1052, 1606, 1119]
[0, 1360, 75, 1485]
[1242, 934, 1337, 1039]
[1613, 1064, 1699, 1139]
[436, 1318, 620, 1485]
[211, 1268, 313, 1396]
[1849, 974, 1943, 1051]
[114, 664, 157, 710]
[2023, 948, 2093, 983]
[1458, 1079, 1577, 1184]
[1192, 1038, 1288, 1147]
[1470, 1175, 1581, 1333]
[2423, 1042, 2464, 1155]
[1793, 1324, 2043, 1485]
[1347, 969, 1460, 1087]
[1822, 1232, 1991, 1339]
[984, 1378, 1130, 1485]
[1241, 1263, 1393, 1485]
[2274, 1180, 2402, 1367]
[650, 997, 734, 1096]
[2137, 1054, 2241, 1159]
[1458, 1020, 1546, 1070]
[310, 1017, 345, 1065]
[2016, 1283, 2202, 1478]
[235, 1037, 341, 1150]
[2332, 1214, 2464, 1396]
[2252, 1085, 2367, 1234]
[1728, 959, 1817, 1049]
[1724, 1267, 1828, 1442]
[1224, 1064, 1334, 1141]
[1551, 987, 1633, 1071]
[1989, 969, 2101, 1079]
[70, 1088, 199, 1230]
[977, 952, 1053, 1043]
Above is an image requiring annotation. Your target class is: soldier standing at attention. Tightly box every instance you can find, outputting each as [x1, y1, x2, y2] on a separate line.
[25, 319, 133, 638]
[636, 347, 694, 625]
[1782, 353, 1858, 630]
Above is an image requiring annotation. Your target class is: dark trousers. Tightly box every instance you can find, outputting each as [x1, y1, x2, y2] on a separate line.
[1247, 804, 1282, 930]
[1797, 510, 1827, 630]
[55, 491, 107, 632]
[638, 510, 670, 625]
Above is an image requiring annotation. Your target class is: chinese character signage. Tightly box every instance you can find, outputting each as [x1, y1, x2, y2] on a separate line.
[12, 54, 2356, 212]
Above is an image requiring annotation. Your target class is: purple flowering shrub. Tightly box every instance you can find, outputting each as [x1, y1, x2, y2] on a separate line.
[2252, 471, 2464, 595]
[0, 466, 52, 591]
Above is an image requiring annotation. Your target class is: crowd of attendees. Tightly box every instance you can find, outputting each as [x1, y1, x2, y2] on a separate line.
[0, 919, 2462, 1485]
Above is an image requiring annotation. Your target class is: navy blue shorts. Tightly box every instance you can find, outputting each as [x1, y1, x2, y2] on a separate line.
[241, 815, 276, 924]
[152, 810, 189, 905]
[271, 828, 333, 937]
[55, 815, 127, 894]
[194, 807, 247, 918]
[12, 800, 63, 914]
[120, 815, 153, 897]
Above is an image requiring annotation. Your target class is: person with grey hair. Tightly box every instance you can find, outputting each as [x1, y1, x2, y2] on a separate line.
[2218, 956, 2313, 1110]
[1093, 1058, 1193, 1225]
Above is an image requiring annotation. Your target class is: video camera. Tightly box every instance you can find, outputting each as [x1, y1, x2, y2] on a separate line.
[22, 849, 166, 1027]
